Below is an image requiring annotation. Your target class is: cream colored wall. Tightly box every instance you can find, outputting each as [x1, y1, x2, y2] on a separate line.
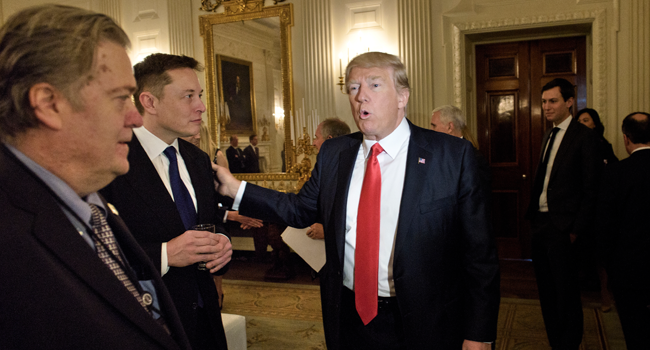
[2, 0, 648, 159]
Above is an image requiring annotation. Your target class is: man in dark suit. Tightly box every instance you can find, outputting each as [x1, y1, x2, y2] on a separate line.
[596, 112, 650, 349]
[226, 135, 245, 173]
[243, 134, 260, 173]
[430, 105, 491, 194]
[526, 78, 601, 349]
[0, 5, 190, 349]
[100, 54, 232, 350]
[215, 52, 500, 350]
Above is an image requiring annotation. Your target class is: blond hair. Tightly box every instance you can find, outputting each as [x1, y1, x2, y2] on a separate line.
[345, 52, 410, 94]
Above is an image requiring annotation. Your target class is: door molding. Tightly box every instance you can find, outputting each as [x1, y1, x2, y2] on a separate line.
[449, 9, 607, 130]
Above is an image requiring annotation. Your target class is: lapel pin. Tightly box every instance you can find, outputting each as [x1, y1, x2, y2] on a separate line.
[418, 158, 426, 164]
[107, 203, 120, 216]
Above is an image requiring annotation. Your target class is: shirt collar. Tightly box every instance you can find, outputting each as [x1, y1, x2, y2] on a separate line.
[554, 115, 573, 130]
[133, 126, 179, 161]
[361, 117, 411, 159]
[632, 146, 650, 154]
[5, 144, 105, 226]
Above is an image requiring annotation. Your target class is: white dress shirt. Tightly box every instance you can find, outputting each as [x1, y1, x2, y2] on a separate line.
[539, 115, 572, 212]
[342, 117, 410, 296]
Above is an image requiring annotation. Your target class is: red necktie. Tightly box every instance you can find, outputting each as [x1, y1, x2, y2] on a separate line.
[355, 143, 384, 325]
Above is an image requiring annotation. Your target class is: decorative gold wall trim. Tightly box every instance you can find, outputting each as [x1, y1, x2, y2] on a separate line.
[451, 9, 608, 120]
[200, 0, 282, 13]
[199, 4, 295, 171]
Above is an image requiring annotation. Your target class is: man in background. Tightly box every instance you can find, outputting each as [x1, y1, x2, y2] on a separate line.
[243, 134, 260, 173]
[430, 105, 491, 193]
[226, 134, 245, 173]
[596, 112, 650, 349]
[0, 5, 190, 349]
[526, 78, 600, 349]
[100, 53, 231, 350]
[306, 118, 351, 240]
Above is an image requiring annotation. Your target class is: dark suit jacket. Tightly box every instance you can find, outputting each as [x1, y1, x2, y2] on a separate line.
[238, 120, 500, 349]
[242, 145, 260, 173]
[527, 118, 600, 235]
[100, 136, 228, 349]
[226, 145, 245, 173]
[0, 145, 190, 350]
[596, 148, 650, 290]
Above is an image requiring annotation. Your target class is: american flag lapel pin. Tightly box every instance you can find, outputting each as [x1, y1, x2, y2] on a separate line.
[418, 158, 426, 164]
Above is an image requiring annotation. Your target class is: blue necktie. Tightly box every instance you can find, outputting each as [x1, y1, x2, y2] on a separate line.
[163, 146, 197, 229]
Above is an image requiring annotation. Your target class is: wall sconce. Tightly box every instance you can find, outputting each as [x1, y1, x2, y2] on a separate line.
[337, 54, 346, 94]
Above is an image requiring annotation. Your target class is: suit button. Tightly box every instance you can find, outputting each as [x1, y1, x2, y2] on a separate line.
[192, 302, 198, 310]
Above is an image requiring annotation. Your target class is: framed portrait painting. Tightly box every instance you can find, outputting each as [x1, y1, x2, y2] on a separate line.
[216, 55, 257, 135]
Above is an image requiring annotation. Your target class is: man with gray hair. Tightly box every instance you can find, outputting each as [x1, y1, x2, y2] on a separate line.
[430, 105, 465, 137]
[431, 105, 491, 193]
[0, 5, 190, 349]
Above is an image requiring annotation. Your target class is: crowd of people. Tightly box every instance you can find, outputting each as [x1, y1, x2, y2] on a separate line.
[1, 4, 648, 350]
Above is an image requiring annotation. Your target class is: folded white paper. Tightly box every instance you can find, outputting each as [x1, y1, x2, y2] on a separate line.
[281, 226, 326, 272]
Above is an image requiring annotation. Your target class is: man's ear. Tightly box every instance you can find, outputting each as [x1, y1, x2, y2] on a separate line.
[29, 83, 64, 130]
[326, 135, 333, 140]
[566, 96, 574, 110]
[139, 92, 158, 115]
[397, 89, 410, 109]
[447, 122, 455, 134]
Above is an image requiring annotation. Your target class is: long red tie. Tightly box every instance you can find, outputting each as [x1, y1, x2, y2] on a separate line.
[355, 143, 384, 325]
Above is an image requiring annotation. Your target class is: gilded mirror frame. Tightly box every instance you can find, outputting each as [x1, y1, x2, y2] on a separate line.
[199, 3, 296, 183]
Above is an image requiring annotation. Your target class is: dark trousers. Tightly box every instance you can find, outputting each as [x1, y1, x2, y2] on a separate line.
[339, 288, 405, 350]
[610, 286, 650, 349]
[531, 212, 583, 349]
[191, 305, 221, 350]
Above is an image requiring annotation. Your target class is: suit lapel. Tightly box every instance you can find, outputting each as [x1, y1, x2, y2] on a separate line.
[0, 148, 178, 349]
[394, 124, 431, 259]
[126, 136, 185, 232]
[333, 135, 362, 266]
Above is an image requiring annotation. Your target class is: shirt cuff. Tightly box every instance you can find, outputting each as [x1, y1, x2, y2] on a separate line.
[161, 242, 170, 276]
[231, 181, 247, 210]
[222, 210, 229, 223]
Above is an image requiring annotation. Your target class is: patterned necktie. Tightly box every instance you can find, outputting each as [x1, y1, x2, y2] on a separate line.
[355, 143, 384, 325]
[88, 203, 149, 312]
[163, 146, 197, 230]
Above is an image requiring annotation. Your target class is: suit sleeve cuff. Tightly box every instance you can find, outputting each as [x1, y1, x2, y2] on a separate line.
[161, 243, 170, 276]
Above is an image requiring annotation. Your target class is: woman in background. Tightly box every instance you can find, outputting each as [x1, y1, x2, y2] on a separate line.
[576, 108, 617, 313]
[577, 108, 618, 165]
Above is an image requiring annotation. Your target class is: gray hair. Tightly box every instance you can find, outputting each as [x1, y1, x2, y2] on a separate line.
[432, 105, 466, 130]
[0, 4, 130, 141]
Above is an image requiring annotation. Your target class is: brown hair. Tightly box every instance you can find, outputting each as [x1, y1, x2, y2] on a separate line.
[320, 118, 351, 139]
[0, 4, 130, 140]
[133, 53, 203, 114]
